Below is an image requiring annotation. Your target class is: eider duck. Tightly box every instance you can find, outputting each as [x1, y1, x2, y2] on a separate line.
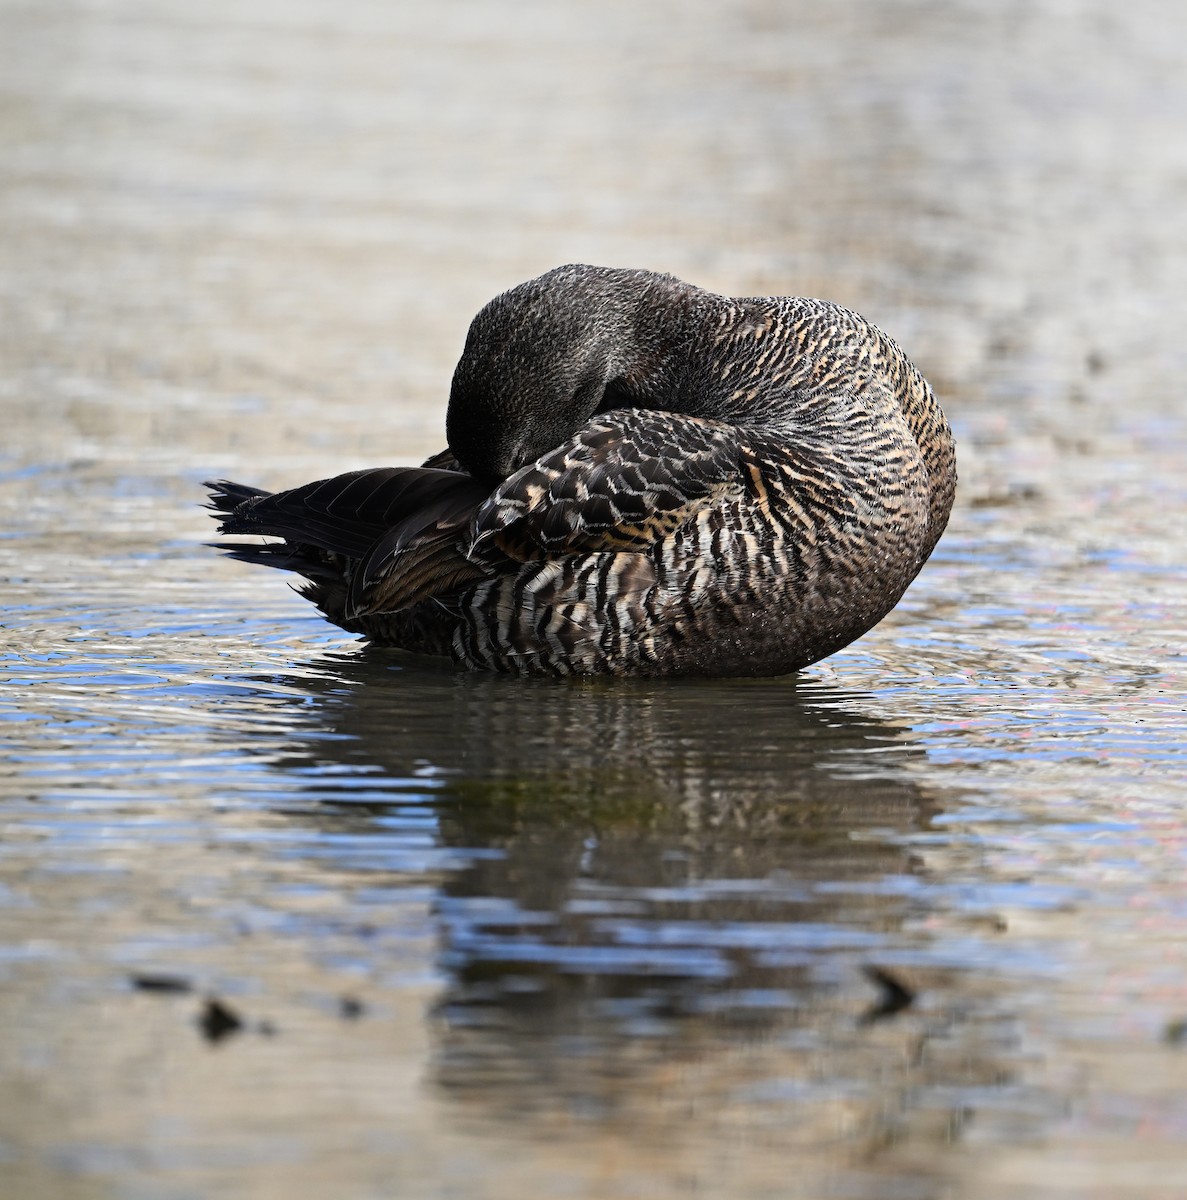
[206, 264, 955, 677]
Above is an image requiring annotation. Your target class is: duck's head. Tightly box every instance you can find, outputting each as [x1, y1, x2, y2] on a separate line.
[446, 264, 696, 484]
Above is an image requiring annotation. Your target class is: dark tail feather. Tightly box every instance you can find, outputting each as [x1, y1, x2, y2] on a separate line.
[205, 479, 340, 584]
[204, 468, 489, 559]
[203, 469, 493, 624]
[204, 479, 270, 520]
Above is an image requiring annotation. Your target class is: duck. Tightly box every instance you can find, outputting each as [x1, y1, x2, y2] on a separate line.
[206, 264, 956, 677]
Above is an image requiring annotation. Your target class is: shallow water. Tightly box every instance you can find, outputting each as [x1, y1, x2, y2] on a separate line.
[2, 2, 1187, 1198]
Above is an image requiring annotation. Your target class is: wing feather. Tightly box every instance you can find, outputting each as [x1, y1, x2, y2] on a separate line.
[474, 410, 746, 557]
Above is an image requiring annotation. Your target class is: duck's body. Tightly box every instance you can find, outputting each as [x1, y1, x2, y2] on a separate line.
[207, 265, 955, 677]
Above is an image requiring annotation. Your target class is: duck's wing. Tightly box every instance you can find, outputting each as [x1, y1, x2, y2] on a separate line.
[207, 467, 493, 615]
[318, 416, 749, 614]
[473, 410, 754, 558]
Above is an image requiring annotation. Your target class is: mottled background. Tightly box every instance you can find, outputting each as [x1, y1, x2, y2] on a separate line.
[2, 2, 1186, 1198]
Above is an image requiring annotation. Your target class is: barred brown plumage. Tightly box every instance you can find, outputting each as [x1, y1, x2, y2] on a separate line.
[206, 264, 956, 677]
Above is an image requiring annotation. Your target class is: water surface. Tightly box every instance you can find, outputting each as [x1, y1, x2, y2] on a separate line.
[2, 2, 1186, 1198]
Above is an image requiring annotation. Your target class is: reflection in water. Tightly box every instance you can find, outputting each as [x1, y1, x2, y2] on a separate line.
[0, 614, 1045, 1195]
[263, 654, 1035, 1149]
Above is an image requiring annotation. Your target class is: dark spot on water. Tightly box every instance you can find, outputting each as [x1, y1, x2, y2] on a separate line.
[861, 965, 916, 1024]
[130, 972, 193, 994]
[199, 996, 245, 1043]
[340, 995, 366, 1020]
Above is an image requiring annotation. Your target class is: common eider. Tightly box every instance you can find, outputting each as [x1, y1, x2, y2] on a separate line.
[207, 265, 955, 677]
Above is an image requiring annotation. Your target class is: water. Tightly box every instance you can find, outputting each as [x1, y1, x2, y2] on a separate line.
[2, 2, 1186, 1197]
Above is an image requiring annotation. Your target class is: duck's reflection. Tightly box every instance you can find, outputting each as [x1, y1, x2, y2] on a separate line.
[262, 653, 992, 1123]
[258, 652, 1048, 1166]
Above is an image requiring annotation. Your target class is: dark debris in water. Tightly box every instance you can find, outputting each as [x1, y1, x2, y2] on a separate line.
[198, 996, 245, 1043]
[130, 976, 283, 1042]
[129, 972, 194, 994]
[340, 995, 366, 1020]
[861, 965, 916, 1024]
[133, 976, 359, 1040]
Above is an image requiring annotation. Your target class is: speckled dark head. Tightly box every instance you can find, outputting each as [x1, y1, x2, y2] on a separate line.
[446, 264, 698, 484]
